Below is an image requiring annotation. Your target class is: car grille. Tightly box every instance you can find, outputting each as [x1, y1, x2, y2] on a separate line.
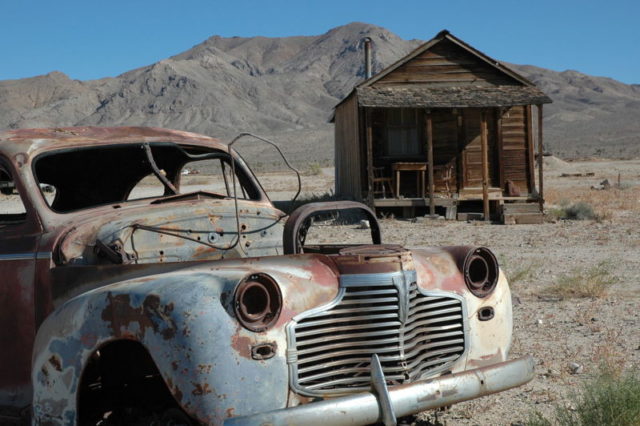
[287, 271, 466, 395]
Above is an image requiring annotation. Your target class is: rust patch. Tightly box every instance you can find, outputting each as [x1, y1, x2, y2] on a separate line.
[171, 361, 179, 371]
[166, 377, 184, 403]
[80, 332, 97, 348]
[174, 386, 184, 403]
[197, 364, 212, 374]
[48, 355, 62, 372]
[466, 349, 503, 368]
[191, 382, 213, 396]
[100, 292, 177, 339]
[428, 254, 455, 275]
[230, 334, 253, 360]
[226, 407, 235, 418]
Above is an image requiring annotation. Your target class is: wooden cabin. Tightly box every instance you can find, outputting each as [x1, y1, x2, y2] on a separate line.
[333, 30, 552, 223]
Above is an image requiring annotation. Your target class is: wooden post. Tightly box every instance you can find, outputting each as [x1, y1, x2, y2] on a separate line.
[426, 110, 435, 217]
[480, 110, 490, 221]
[526, 105, 535, 194]
[537, 104, 544, 211]
[365, 108, 374, 206]
[496, 108, 505, 191]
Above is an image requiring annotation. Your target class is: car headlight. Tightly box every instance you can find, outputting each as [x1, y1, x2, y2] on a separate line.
[444, 246, 499, 298]
[462, 247, 499, 298]
[234, 273, 282, 332]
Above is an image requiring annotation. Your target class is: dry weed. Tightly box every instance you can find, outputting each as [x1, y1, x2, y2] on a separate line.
[545, 186, 640, 220]
[507, 262, 538, 287]
[544, 261, 617, 299]
[591, 328, 627, 376]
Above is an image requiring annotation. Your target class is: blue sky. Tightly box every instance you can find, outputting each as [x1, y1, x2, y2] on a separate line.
[1, 0, 638, 84]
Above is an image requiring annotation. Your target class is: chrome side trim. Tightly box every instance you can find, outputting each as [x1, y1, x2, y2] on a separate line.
[0, 252, 50, 261]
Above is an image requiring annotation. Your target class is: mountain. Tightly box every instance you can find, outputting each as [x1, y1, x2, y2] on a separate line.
[1, 22, 639, 166]
[509, 64, 640, 159]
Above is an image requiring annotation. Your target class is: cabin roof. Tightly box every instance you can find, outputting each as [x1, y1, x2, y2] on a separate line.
[332, 30, 551, 115]
[357, 85, 551, 108]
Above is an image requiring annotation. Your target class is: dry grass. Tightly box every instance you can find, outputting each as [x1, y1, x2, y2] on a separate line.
[506, 262, 538, 287]
[544, 261, 617, 299]
[545, 186, 640, 220]
[305, 163, 322, 176]
[527, 365, 640, 426]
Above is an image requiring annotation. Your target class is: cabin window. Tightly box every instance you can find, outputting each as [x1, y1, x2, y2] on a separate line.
[385, 108, 423, 157]
[0, 166, 27, 225]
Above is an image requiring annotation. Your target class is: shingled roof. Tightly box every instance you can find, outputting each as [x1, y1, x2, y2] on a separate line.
[333, 30, 552, 114]
[357, 85, 551, 108]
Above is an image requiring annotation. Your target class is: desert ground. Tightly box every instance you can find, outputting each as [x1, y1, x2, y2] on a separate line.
[254, 157, 640, 425]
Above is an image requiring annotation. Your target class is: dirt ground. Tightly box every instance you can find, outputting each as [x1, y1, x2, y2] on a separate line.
[258, 158, 640, 425]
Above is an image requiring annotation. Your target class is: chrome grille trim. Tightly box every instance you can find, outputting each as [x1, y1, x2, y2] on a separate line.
[286, 270, 468, 396]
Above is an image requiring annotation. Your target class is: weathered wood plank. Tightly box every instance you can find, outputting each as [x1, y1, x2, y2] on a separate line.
[426, 111, 435, 216]
[526, 105, 535, 193]
[481, 110, 490, 221]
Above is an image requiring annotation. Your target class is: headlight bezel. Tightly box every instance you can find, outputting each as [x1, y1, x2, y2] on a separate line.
[234, 273, 282, 332]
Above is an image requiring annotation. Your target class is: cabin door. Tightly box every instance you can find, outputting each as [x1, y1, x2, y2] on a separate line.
[460, 109, 499, 189]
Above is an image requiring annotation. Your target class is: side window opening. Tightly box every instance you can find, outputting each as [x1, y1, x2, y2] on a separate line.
[127, 174, 166, 201]
[179, 158, 249, 200]
[0, 167, 27, 225]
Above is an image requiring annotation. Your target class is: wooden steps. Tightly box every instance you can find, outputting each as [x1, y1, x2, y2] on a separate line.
[501, 202, 543, 224]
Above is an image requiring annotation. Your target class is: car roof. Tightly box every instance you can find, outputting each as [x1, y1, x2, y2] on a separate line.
[0, 126, 228, 159]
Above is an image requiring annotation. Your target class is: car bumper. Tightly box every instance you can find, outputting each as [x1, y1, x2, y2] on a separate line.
[224, 355, 535, 426]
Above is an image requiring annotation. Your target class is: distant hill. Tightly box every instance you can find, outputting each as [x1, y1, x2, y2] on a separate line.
[1, 22, 639, 167]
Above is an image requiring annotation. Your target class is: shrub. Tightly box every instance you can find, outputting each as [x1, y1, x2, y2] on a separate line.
[563, 202, 597, 220]
[307, 163, 322, 176]
[544, 261, 617, 299]
[508, 262, 537, 286]
[527, 367, 640, 426]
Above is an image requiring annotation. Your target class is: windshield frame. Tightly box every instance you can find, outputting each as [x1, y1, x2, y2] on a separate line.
[31, 141, 266, 214]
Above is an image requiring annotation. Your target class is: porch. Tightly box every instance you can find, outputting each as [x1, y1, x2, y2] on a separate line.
[364, 106, 544, 222]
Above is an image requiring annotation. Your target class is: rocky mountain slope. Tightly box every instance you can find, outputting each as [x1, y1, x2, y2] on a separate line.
[1, 22, 638, 166]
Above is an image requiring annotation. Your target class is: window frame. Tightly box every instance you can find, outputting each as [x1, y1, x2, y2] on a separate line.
[0, 156, 39, 232]
[383, 108, 425, 158]
[30, 142, 264, 214]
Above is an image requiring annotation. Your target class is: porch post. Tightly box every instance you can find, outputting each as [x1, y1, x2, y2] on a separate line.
[365, 108, 374, 206]
[537, 104, 544, 211]
[481, 110, 490, 221]
[426, 109, 435, 217]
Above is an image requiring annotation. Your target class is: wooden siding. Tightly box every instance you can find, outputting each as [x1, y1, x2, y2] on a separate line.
[334, 95, 361, 199]
[376, 39, 518, 87]
[461, 109, 498, 188]
[430, 110, 459, 192]
[499, 105, 531, 192]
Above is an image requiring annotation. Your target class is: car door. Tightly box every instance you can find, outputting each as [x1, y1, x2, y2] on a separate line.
[0, 158, 42, 415]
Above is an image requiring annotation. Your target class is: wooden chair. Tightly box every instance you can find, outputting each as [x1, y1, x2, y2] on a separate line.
[432, 162, 455, 197]
[372, 166, 394, 198]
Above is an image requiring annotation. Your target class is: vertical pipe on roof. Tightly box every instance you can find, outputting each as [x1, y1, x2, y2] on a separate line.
[363, 37, 373, 79]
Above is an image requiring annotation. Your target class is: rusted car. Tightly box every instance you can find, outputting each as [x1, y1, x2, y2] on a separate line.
[0, 127, 533, 425]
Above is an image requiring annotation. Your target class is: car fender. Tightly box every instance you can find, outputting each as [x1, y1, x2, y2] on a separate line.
[32, 257, 341, 425]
